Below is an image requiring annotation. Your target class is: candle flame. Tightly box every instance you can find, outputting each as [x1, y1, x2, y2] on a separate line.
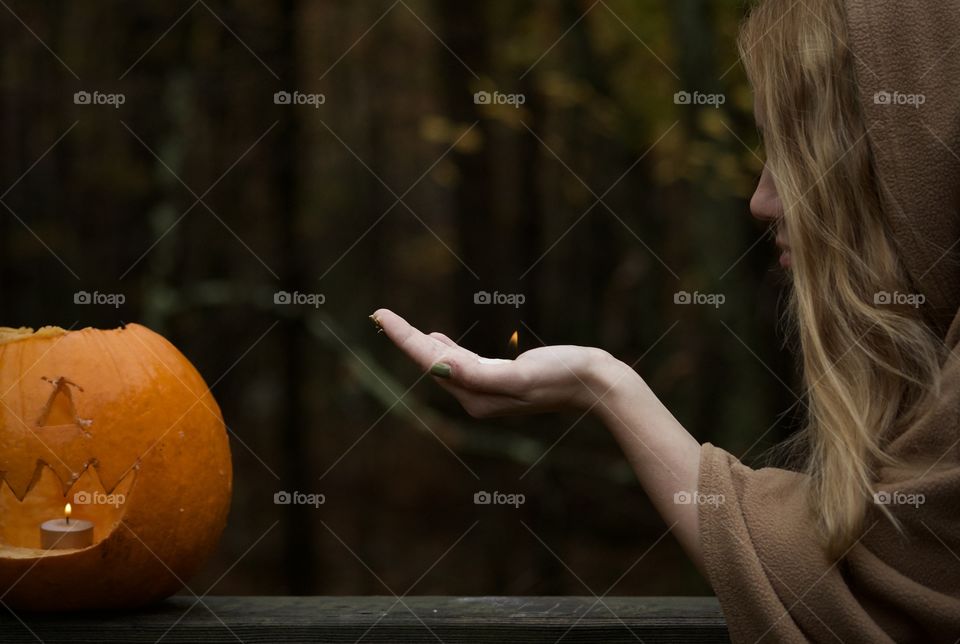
[65, 503, 72, 519]
[509, 330, 518, 351]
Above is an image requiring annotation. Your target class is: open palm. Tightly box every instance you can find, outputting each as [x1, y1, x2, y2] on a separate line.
[373, 308, 612, 418]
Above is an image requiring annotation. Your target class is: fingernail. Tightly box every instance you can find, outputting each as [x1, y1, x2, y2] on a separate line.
[430, 362, 451, 378]
[369, 313, 382, 331]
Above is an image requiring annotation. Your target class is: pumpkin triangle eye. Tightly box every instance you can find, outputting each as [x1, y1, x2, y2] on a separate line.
[37, 377, 90, 428]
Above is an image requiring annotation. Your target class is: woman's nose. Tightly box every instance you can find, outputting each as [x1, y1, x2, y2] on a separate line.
[750, 165, 782, 223]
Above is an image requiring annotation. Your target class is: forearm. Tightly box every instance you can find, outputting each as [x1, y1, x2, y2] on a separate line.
[585, 353, 705, 574]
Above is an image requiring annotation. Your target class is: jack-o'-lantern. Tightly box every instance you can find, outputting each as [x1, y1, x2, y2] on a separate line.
[0, 324, 232, 611]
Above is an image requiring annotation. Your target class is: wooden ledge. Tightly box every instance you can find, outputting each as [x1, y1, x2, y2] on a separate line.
[0, 595, 728, 643]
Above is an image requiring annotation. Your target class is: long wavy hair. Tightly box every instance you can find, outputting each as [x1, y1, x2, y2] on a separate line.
[740, 0, 944, 557]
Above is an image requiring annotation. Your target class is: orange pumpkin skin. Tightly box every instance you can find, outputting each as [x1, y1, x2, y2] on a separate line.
[0, 324, 232, 611]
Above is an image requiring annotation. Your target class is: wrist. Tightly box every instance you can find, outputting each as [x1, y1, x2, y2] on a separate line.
[579, 349, 644, 415]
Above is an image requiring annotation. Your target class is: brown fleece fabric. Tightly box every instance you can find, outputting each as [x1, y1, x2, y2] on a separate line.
[698, 1, 960, 642]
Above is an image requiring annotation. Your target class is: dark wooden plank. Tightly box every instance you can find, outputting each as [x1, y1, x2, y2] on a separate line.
[0, 596, 729, 643]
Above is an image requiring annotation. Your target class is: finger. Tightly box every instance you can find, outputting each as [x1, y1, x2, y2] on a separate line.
[433, 351, 528, 396]
[429, 331, 458, 347]
[429, 332, 478, 358]
[374, 309, 466, 371]
[373, 309, 519, 393]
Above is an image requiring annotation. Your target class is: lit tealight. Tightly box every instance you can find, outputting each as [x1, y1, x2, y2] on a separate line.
[40, 503, 94, 550]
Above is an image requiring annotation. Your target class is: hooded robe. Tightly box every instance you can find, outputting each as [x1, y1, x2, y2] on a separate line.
[698, 1, 960, 641]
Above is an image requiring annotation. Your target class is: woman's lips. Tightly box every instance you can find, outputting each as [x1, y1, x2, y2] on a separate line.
[775, 236, 791, 267]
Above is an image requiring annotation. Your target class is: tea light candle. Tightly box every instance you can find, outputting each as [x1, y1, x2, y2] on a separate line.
[40, 503, 93, 550]
[477, 330, 520, 364]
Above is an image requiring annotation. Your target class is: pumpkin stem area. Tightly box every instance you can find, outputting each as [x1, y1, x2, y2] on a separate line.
[0, 326, 68, 345]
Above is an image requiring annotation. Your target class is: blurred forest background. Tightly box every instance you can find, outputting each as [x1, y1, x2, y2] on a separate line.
[0, 0, 801, 596]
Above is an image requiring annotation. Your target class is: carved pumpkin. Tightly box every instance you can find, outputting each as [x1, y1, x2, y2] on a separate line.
[0, 324, 232, 610]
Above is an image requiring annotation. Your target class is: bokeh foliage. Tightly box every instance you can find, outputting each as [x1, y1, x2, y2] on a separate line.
[0, 0, 799, 595]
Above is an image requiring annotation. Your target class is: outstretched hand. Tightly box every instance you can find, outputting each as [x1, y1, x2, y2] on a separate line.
[372, 308, 614, 418]
[372, 308, 704, 572]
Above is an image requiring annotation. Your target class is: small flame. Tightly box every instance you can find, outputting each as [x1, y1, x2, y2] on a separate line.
[509, 330, 519, 351]
[65, 503, 72, 520]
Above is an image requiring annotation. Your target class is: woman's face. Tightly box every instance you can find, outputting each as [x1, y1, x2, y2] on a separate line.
[750, 165, 790, 268]
[751, 108, 791, 268]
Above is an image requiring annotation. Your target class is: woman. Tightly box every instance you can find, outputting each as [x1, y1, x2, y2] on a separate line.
[374, 0, 960, 640]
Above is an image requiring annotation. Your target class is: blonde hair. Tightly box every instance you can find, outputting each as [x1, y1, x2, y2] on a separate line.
[740, 0, 944, 556]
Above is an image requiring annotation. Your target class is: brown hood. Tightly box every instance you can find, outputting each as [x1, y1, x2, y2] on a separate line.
[697, 1, 960, 642]
[847, 0, 960, 340]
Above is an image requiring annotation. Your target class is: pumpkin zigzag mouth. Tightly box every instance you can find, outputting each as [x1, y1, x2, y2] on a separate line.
[0, 459, 138, 504]
[0, 460, 138, 551]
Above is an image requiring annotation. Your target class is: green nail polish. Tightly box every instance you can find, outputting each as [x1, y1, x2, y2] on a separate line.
[369, 314, 383, 331]
[430, 363, 452, 378]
